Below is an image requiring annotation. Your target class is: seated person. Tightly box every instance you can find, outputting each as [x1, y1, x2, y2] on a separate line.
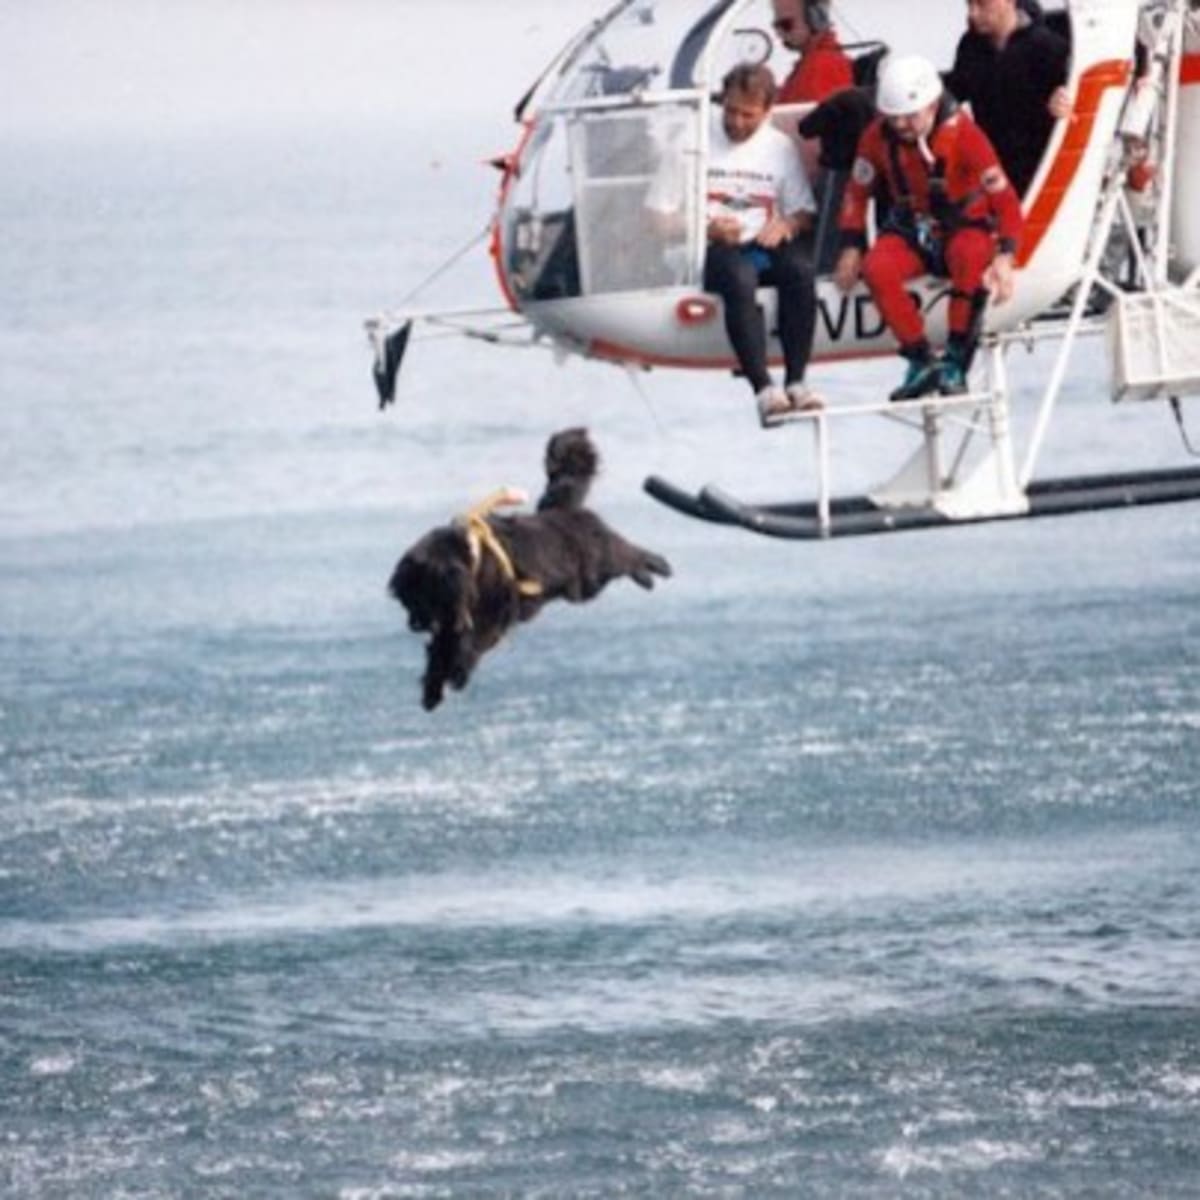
[772, 0, 857, 237]
[647, 63, 823, 424]
[833, 54, 1024, 400]
[944, 0, 1071, 197]
[773, 0, 854, 104]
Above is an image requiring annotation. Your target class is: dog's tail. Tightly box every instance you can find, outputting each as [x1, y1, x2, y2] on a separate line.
[538, 427, 598, 511]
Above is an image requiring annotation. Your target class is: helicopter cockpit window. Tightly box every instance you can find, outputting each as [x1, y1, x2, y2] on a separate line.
[504, 0, 715, 302]
[505, 118, 581, 303]
[540, 0, 714, 106]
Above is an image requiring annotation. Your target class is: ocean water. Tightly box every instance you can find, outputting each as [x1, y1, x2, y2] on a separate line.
[5, 16, 1200, 1198]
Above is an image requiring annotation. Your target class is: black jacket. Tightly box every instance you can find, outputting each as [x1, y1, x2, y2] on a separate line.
[944, 17, 1070, 197]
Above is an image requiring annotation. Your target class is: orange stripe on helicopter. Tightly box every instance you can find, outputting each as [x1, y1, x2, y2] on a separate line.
[1018, 58, 1131, 268]
[489, 120, 537, 315]
[586, 338, 898, 371]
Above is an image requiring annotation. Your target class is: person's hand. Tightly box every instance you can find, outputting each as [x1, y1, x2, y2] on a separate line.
[984, 252, 1015, 304]
[755, 216, 793, 249]
[707, 215, 742, 245]
[1047, 86, 1072, 120]
[834, 247, 862, 294]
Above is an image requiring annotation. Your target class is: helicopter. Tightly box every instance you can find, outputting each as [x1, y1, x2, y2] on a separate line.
[367, 0, 1200, 538]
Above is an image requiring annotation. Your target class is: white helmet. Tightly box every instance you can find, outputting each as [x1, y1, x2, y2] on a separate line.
[876, 54, 943, 117]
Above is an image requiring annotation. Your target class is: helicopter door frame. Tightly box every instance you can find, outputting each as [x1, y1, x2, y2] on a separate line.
[539, 89, 713, 296]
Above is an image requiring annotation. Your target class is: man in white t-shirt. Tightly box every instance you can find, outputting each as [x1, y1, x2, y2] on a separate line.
[651, 63, 823, 424]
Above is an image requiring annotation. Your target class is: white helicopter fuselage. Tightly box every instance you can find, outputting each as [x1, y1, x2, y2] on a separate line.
[491, 0, 1195, 372]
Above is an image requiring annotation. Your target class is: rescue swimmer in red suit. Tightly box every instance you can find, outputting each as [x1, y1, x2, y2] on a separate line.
[833, 54, 1024, 400]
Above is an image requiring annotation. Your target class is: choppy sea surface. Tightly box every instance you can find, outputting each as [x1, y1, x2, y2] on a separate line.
[4, 99, 1200, 1200]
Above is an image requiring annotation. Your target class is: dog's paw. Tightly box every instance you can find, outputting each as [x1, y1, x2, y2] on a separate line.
[632, 552, 672, 588]
[422, 677, 445, 711]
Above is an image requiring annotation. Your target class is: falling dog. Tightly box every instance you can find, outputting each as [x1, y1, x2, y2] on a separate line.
[388, 428, 672, 710]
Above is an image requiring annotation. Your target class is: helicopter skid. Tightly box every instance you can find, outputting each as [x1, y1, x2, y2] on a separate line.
[643, 465, 1200, 540]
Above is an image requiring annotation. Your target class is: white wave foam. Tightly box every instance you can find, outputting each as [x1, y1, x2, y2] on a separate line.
[388, 1148, 489, 1175]
[3, 825, 1194, 960]
[880, 1137, 1043, 1179]
[638, 1065, 718, 1095]
[29, 1052, 77, 1077]
[1159, 1069, 1200, 1098]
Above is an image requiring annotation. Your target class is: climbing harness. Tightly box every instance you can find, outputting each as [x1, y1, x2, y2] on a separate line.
[457, 490, 545, 598]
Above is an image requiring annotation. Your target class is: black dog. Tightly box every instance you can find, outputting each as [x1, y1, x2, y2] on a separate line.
[389, 428, 671, 710]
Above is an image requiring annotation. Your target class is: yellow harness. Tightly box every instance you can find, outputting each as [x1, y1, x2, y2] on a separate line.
[457, 488, 544, 599]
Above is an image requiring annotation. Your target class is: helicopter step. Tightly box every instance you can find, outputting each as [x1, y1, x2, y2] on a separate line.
[644, 464, 1200, 540]
[726, 369, 1030, 535]
[759, 389, 995, 427]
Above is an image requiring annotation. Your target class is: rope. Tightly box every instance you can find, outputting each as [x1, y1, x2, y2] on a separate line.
[1170, 397, 1200, 458]
[622, 365, 668, 438]
[457, 489, 544, 598]
[396, 224, 493, 309]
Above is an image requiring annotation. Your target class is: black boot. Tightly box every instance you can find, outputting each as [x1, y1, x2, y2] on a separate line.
[890, 341, 940, 401]
[937, 335, 972, 395]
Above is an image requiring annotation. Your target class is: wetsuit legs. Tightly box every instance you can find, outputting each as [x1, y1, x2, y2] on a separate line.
[704, 240, 818, 394]
[763, 241, 817, 386]
[704, 243, 771, 394]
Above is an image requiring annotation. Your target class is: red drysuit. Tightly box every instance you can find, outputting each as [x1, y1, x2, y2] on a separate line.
[777, 30, 855, 105]
[839, 103, 1023, 349]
